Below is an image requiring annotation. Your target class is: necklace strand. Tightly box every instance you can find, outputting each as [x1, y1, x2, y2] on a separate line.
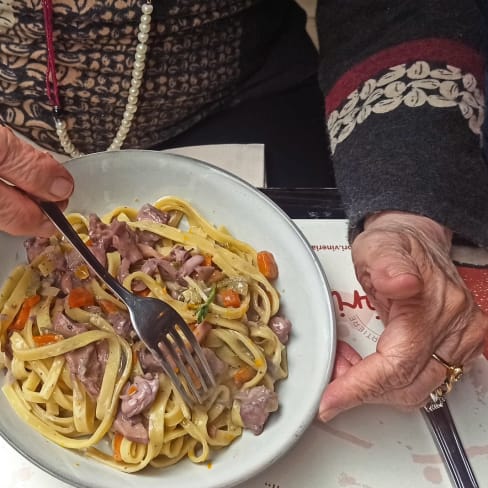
[41, 0, 153, 158]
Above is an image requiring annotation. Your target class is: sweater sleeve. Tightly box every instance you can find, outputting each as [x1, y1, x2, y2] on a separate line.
[316, 0, 488, 246]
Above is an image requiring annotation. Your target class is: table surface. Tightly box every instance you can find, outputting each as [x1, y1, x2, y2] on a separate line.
[2, 208, 488, 488]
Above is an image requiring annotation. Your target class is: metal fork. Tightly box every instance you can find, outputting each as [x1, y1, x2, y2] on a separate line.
[31, 198, 216, 405]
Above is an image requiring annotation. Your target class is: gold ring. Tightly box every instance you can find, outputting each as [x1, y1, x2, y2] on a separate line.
[431, 353, 464, 392]
[425, 353, 464, 412]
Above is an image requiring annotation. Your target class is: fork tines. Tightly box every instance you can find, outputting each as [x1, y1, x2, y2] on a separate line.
[156, 326, 216, 405]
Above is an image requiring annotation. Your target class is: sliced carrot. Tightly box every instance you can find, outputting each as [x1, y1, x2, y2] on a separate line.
[257, 251, 279, 280]
[67, 287, 95, 308]
[113, 432, 124, 462]
[233, 365, 255, 386]
[9, 295, 41, 331]
[85, 238, 93, 247]
[203, 254, 213, 266]
[32, 334, 62, 346]
[127, 384, 138, 396]
[99, 299, 120, 314]
[217, 289, 241, 308]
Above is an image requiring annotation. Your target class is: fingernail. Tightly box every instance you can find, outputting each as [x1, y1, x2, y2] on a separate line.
[318, 407, 340, 423]
[49, 177, 73, 199]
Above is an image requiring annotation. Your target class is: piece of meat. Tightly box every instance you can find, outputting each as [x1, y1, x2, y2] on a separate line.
[138, 348, 165, 374]
[112, 410, 148, 444]
[136, 204, 170, 225]
[24, 237, 50, 263]
[111, 220, 143, 264]
[268, 316, 292, 344]
[202, 347, 227, 377]
[178, 254, 204, 278]
[106, 311, 134, 340]
[119, 374, 159, 418]
[235, 385, 279, 435]
[52, 313, 89, 337]
[52, 313, 107, 399]
[64, 340, 108, 399]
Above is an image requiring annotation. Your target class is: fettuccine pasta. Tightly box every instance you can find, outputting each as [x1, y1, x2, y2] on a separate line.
[0, 196, 292, 472]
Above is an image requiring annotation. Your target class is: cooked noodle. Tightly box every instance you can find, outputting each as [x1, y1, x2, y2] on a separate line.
[0, 196, 290, 472]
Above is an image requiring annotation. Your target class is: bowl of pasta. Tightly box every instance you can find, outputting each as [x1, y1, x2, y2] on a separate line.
[0, 150, 335, 488]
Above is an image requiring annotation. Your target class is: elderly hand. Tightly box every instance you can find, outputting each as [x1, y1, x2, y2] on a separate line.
[0, 126, 73, 236]
[318, 211, 488, 422]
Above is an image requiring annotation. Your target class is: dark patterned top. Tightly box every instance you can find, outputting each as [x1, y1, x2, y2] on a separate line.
[0, 0, 310, 154]
[316, 0, 488, 246]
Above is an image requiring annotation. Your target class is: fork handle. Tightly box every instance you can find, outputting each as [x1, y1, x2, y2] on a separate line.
[34, 199, 134, 305]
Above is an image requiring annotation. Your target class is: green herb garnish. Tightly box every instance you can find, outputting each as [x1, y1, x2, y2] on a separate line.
[196, 285, 216, 323]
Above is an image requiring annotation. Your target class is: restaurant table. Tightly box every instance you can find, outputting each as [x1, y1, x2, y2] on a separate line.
[2, 180, 488, 487]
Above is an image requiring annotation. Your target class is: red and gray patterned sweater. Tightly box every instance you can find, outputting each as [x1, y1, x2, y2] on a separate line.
[318, 0, 488, 247]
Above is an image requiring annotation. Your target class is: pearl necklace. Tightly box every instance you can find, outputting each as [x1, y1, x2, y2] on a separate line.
[41, 0, 153, 158]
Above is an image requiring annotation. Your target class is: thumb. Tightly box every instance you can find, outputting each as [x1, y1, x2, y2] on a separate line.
[368, 256, 423, 300]
[352, 231, 423, 301]
[0, 127, 74, 236]
[0, 127, 74, 201]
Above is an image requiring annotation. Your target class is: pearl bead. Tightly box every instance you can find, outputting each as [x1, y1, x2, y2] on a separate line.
[136, 44, 147, 54]
[137, 32, 149, 43]
[129, 87, 139, 96]
[123, 111, 134, 120]
[141, 3, 153, 14]
[140, 14, 151, 25]
[126, 104, 138, 114]
[135, 52, 146, 63]
[131, 79, 142, 88]
[55, 119, 66, 129]
[139, 23, 150, 34]
[132, 70, 143, 80]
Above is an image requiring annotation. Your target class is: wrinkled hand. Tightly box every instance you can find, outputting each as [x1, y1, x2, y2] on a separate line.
[0, 126, 73, 236]
[319, 211, 488, 422]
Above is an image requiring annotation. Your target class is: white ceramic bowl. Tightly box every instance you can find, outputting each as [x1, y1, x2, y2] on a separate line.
[0, 150, 336, 488]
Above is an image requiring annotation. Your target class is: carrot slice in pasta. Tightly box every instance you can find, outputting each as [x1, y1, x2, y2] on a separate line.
[257, 251, 279, 280]
[9, 295, 41, 331]
[68, 287, 95, 308]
